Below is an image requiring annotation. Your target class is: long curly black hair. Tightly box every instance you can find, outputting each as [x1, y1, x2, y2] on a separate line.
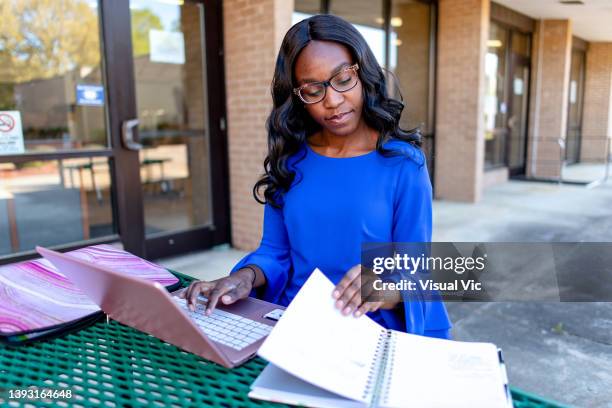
[254, 14, 422, 208]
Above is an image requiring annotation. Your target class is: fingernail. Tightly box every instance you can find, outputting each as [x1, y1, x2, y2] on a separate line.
[336, 300, 344, 309]
[354, 311, 362, 317]
[222, 295, 231, 303]
[332, 290, 339, 298]
[343, 307, 351, 315]
[205, 309, 211, 316]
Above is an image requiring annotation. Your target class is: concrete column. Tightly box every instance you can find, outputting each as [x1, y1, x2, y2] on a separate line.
[581, 42, 612, 162]
[224, 0, 294, 250]
[435, 0, 489, 202]
[526, 20, 573, 179]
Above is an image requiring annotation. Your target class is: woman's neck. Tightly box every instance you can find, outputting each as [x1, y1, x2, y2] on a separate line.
[309, 121, 378, 158]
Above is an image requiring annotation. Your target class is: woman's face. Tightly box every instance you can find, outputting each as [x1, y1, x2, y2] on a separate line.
[294, 40, 364, 137]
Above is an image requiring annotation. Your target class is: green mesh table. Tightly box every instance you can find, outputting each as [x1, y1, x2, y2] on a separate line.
[0, 271, 567, 407]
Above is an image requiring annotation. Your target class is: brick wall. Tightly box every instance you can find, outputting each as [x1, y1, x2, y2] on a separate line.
[526, 20, 572, 179]
[581, 42, 612, 162]
[435, 0, 489, 202]
[224, 0, 294, 251]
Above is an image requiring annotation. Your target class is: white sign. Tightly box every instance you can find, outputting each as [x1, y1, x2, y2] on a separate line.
[513, 78, 524, 96]
[149, 29, 185, 64]
[0, 111, 25, 155]
[570, 80, 577, 104]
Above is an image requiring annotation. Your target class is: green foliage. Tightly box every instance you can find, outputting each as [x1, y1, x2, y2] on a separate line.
[0, 83, 15, 110]
[0, 0, 100, 84]
[131, 8, 164, 57]
[23, 126, 69, 140]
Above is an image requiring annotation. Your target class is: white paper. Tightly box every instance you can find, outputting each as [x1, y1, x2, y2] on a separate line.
[249, 364, 365, 408]
[149, 29, 185, 64]
[257, 269, 384, 403]
[0, 111, 25, 155]
[383, 332, 508, 408]
[256, 268, 510, 408]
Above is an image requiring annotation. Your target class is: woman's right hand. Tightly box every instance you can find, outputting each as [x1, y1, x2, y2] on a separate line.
[179, 268, 255, 315]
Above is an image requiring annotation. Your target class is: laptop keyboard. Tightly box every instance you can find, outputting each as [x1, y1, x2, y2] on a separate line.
[172, 297, 273, 350]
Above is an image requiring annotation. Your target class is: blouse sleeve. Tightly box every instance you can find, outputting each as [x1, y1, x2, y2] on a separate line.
[378, 150, 453, 339]
[230, 203, 291, 304]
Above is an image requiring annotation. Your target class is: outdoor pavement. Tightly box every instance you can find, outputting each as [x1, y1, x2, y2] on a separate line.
[158, 164, 612, 408]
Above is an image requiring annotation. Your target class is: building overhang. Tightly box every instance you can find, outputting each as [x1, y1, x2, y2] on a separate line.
[494, 0, 612, 41]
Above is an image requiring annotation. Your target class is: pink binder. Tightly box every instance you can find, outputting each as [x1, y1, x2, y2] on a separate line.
[0, 244, 178, 337]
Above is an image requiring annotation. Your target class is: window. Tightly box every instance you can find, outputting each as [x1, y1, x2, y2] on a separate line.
[0, 0, 108, 153]
[484, 22, 509, 168]
[389, 0, 433, 133]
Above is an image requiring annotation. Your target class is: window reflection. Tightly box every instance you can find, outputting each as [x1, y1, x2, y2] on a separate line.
[566, 49, 586, 164]
[0, 158, 114, 256]
[484, 22, 508, 168]
[129, 0, 213, 234]
[330, 0, 386, 67]
[0, 0, 108, 153]
[295, 0, 321, 15]
[389, 0, 431, 133]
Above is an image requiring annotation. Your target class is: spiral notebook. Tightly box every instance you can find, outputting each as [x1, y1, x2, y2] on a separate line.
[251, 269, 511, 408]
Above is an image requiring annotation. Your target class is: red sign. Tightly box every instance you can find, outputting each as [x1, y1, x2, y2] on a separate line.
[0, 113, 16, 133]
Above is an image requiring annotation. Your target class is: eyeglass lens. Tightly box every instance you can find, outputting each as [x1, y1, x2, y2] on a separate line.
[299, 68, 358, 103]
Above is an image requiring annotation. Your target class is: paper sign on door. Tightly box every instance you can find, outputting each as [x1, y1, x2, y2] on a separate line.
[0, 111, 25, 155]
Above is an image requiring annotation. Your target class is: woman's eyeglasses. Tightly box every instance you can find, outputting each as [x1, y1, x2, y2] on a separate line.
[293, 64, 360, 104]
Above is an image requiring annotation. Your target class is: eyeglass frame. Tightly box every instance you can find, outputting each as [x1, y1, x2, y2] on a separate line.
[292, 63, 360, 104]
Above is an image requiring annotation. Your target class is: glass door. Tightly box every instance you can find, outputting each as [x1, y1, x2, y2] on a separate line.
[484, 23, 530, 176]
[506, 31, 530, 176]
[122, 0, 229, 259]
[566, 49, 585, 164]
[484, 22, 509, 169]
[127, 0, 221, 259]
[0, 0, 117, 261]
[0, 0, 229, 263]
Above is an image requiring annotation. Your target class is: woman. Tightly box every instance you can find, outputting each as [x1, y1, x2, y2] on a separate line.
[181, 14, 452, 339]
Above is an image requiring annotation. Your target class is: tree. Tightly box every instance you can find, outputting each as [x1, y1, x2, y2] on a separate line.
[0, 1, 164, 84]
[0, 0, 100, 84]
[131, 8, 164, 57]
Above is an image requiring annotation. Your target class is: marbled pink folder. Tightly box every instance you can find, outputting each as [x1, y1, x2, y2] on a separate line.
[0, 244, 179, 335]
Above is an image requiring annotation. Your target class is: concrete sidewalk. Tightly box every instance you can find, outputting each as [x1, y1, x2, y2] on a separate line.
[158, 178, 612, 407]
[435, 178, 612, 407]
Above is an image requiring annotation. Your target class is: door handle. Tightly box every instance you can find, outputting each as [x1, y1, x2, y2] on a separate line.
[121, 119, 142, 151]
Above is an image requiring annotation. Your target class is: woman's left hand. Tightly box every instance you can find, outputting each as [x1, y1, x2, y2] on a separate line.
[332, 264, 401, 317]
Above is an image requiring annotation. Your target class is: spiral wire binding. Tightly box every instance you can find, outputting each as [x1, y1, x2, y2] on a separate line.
[381, 332, 398, 406]
[363, 329, 393, 407]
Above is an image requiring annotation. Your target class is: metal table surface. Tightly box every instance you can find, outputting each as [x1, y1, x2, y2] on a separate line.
[0, 271, 565, 407]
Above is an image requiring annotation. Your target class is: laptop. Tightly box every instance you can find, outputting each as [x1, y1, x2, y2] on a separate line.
[36, 246, 284, 368]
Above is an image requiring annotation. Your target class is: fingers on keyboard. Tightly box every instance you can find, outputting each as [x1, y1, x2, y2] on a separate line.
[173, 297, 272, 351]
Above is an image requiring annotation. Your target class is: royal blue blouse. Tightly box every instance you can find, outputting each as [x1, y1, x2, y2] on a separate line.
[231, 139, 452, 339]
